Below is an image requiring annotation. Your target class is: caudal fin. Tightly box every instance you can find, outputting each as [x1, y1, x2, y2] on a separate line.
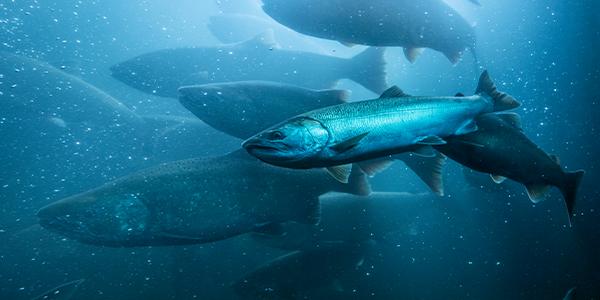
[559, 169, 585, 226]
[474, 70, 521, 112]
[348, 47, 388, 94]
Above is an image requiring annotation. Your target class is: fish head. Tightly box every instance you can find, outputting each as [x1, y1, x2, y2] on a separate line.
[37, 190, 153, 247]
[242, 117, 330, 167]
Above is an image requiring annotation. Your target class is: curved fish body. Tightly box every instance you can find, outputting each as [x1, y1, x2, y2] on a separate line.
[435, 113, 585, 225]
[242, 70, 519, 182]
[1, 52, 143, 127]
[36, 149, 370, 247]
[262, 0, 476, 65]
[178, 81, 350, 140]
[110, 30, 388, 98]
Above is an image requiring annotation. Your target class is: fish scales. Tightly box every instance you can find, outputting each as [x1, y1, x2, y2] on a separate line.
[242, 70, 520, 182]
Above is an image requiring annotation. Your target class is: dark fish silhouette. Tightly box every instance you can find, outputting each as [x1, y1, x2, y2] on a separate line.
[261, 0, 477, 65]
[37, 150, 370, 247]
[1, 52, 143, 127]
[178, 81, 351, 140]
[435, 112, 585, 225]
[110, 30, 388, 98]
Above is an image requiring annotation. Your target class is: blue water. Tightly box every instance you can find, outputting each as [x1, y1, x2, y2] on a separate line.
[1, 0, 598, 299]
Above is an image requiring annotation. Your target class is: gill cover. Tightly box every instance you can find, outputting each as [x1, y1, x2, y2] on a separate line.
[243, 117, 330, 164]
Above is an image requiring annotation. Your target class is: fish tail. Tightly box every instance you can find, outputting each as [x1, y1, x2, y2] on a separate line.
[474, 70, 521, 112]
[348, 47, 388, 95]
[335, 164, 372, 196]
[558, 169, 585, 226]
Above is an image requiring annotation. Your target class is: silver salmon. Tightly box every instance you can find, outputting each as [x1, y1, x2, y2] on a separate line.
[242, 70, 520, 182]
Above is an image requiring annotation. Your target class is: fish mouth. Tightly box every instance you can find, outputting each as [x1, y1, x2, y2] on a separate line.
[241, 139, 281, 154]
[37, 212, 99, 241]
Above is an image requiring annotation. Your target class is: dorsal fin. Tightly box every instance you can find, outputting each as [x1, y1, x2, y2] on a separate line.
[495, 113, 523, 131]
[239, 29, 281, 49]
[379, 86, 410, 98]
[455, 92, 465, 97]
[317, 89, 352, 105]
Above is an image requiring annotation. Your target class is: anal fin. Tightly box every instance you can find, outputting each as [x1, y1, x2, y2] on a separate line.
[525, 184, 553, 203]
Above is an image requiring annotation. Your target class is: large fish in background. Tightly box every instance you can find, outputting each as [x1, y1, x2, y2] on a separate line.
[36, 149, 371, 247]
[178, 81, 351, 140]
[434, 112, 586, 225]
[242, 70, 519, 183]
[179, 81, 446, 195]
[261, 0, 478, 65]
[1, 51, 143, 127]
[110, 30, 388, 98]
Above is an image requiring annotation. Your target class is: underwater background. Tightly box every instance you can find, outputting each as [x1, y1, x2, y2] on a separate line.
[1, 0, 598, 299]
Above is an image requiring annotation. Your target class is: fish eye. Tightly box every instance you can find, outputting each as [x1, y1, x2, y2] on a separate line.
[270, 131, 285, 140]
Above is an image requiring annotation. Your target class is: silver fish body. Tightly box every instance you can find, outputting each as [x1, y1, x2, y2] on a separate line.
[242, 70, 519, 180]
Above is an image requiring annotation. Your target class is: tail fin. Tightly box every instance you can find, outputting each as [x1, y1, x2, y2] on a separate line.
[334, 164, 372, 196]
[348, 47, 388, 95]
[559, 169, 585, 226]
[474, 70, 520, 112]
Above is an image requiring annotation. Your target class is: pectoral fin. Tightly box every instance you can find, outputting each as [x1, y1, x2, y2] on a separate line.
[525, 184, 553, 203]
[326, 164, 353, 183]
[330, 132, 369, 153]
